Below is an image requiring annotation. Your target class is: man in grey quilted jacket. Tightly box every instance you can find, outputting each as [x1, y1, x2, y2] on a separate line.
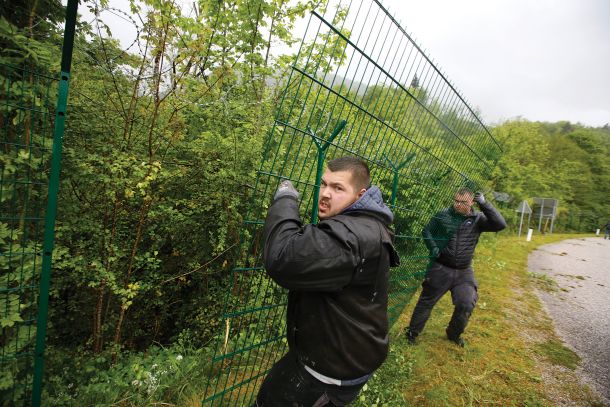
[405, 188, 506, 347]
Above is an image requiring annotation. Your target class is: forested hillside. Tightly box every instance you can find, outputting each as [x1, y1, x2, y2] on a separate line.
[1, 0, 608, 405]
[492, 120, 610, 231]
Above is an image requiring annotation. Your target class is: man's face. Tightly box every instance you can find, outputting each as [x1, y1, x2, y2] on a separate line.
[318, 169, 366, 220]
[453, 193, 474, 215]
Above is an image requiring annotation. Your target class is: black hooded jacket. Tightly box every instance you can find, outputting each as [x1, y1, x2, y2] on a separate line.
[263, 186, 399, 380]
[423, 201, 506, 269]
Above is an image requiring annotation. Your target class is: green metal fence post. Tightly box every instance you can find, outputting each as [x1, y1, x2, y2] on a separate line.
[309, 120, 347, 223]
[386, 152, 416, 206]
[31, 0, 78, 404]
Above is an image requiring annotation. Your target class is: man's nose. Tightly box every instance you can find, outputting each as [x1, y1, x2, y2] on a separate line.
[320, 186, 331, 198]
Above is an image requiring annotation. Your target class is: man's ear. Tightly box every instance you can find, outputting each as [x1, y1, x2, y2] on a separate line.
[357, 188, 366, 198]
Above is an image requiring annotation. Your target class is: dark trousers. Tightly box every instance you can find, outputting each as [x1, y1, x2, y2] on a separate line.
[408, 262, 478, 339]
[255, 351, 366, 407]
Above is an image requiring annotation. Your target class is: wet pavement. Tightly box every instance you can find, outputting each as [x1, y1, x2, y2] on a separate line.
[528, 237, 610, 404]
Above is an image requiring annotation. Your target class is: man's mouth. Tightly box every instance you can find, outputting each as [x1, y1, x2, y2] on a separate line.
[319, 201, 329, 211]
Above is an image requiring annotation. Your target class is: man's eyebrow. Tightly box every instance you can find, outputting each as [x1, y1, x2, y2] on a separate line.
[322, 179, 345, 187]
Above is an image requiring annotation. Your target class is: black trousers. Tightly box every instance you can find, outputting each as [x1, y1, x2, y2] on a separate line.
[408, 261, 478, 339]
[255, 351, 366, 407]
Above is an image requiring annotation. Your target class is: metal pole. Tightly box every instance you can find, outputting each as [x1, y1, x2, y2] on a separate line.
[538, 199, 544, 231]
[310, 120, 347, 223]
[32, 0, 78, 405]
[518, 209, 525, 237]
[550, 201, 557, 234]
[311, 148, 326, 223]
[391, 170, 399, 206]
[387, 153, 415, 206]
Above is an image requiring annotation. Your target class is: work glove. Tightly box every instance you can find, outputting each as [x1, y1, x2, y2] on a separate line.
[274, 180, 299, 201]
[431, 247, 440, 258]
[474, 192, 485, 205]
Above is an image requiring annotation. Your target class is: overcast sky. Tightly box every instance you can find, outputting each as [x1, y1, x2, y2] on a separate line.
[78, 0, 610, 127]
[381, 0, 610, 127]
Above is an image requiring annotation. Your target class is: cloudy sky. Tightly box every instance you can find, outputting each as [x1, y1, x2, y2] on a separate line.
[381, 0, 610, 126]
[78, 0, 610, 127]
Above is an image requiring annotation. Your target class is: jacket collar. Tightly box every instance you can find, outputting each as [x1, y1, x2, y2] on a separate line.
[449, 205, 476, 219]
[341, 185, 394, 224]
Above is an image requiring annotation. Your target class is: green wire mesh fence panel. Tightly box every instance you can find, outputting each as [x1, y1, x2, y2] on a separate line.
[2, 3, 77, 405]
[0, 64, 55, 405]
[203, 0, 501, 404]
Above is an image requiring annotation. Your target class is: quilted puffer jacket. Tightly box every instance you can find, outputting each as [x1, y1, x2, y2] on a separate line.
[422, 201, 506, 269]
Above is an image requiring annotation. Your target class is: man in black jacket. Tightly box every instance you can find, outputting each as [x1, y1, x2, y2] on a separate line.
[405, 188, 506, 347]
[256, 157, 399, 406]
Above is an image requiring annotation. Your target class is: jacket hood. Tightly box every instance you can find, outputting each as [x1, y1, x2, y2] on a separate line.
[342, 185, 394, 224]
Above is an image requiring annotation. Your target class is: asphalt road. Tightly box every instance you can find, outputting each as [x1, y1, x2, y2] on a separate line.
[528, 237, 610, 404]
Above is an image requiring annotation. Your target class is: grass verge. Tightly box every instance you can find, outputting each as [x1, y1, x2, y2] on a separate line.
[356, 233, 606, 407]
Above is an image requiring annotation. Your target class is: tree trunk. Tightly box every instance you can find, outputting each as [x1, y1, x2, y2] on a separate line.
[93, 280, 106, 353]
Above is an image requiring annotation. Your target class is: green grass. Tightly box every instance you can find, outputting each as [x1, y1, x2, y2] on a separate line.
[355, 233, 605, 406]
[528, 271, 559, 292]
[534, 339, 580, 370]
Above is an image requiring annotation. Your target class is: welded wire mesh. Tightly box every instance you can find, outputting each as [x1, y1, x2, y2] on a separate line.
[0, 63, 56, 406]
[203, 0, 501, 404]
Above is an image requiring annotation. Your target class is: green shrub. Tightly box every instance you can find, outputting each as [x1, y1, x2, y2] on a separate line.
[44, 336, 213, 406]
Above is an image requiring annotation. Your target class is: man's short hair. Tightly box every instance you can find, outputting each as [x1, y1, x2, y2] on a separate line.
[455, 188, 474, 198]
[327, 156, 370, 191]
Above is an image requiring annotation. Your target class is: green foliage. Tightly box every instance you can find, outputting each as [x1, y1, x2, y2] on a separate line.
[38, 0, 314, 359]
[0, 0, 64, 69]
[492, 120, 610, 232]
[1, 10, 62, 396]
[2, 0, 310, 403]
[43, 337, 213, 406]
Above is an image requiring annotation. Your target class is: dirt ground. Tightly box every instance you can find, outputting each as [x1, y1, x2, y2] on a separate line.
[528, 236, 610, 404]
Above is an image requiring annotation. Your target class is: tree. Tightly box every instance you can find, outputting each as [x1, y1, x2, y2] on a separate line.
[492, 120, 610, 232]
